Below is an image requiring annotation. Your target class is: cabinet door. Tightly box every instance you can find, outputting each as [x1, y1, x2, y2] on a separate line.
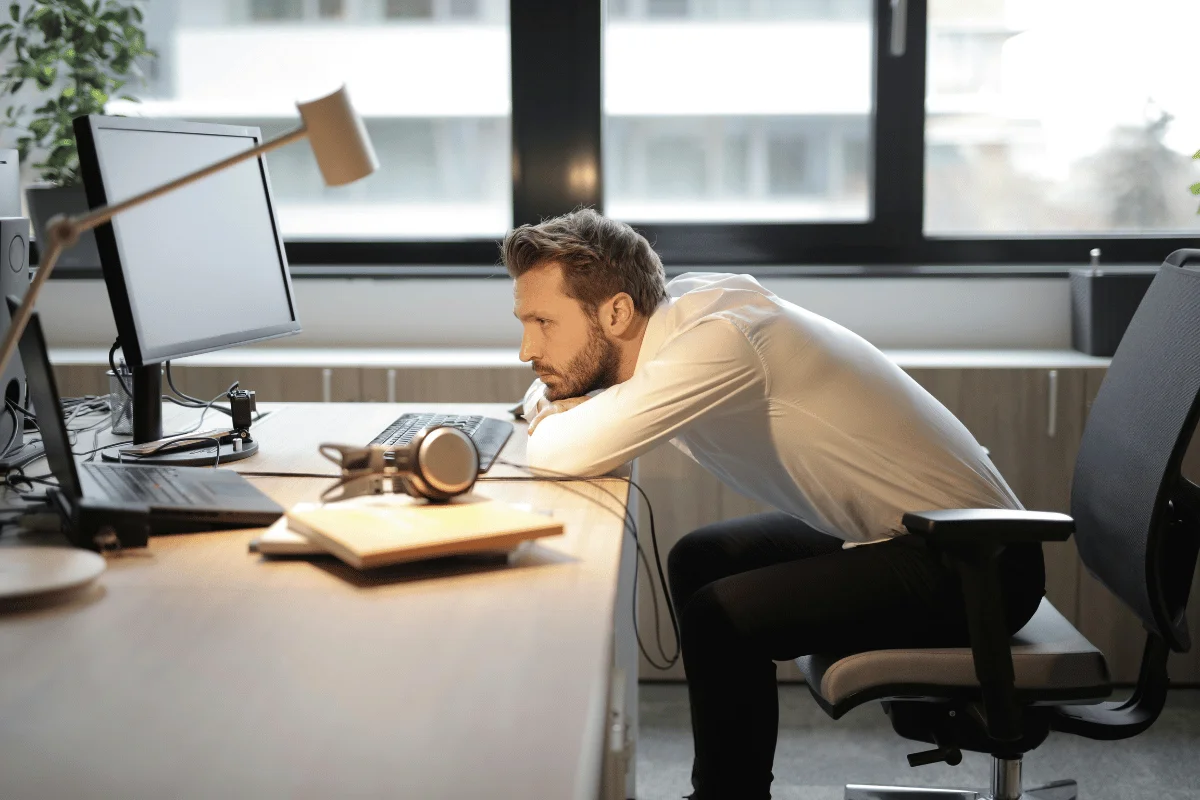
[905, 368, 1093, 625]
[360, 367, 532, 404]
[52, 364, 109, 399]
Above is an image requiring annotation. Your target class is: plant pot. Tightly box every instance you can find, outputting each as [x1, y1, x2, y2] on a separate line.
[1068, 266, 1157, 357]
[24, 185, 102, 270]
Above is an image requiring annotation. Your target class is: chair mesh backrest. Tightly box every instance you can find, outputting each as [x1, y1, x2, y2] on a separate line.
[1071, 254, 1200, 643]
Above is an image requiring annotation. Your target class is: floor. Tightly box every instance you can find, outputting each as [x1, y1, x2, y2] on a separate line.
[636, 684, 1200, 800]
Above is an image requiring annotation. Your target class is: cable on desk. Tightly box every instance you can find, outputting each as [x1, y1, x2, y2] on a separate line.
[162, 364, 270, 424]
[7, 397, 36, 422]
[481, 459, 681, 671]
[165, 360, 208, 407]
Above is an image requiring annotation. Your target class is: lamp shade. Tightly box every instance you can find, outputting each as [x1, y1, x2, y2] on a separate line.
[296, 85, 379, 186]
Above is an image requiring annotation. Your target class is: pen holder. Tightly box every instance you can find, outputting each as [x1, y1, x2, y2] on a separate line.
[107, 369, 133, 435]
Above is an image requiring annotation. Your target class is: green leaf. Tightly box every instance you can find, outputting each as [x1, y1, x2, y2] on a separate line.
[1190, 182, 1200, 196]
[8, 3, 17, 23]
[1193, 149, 1200, 160]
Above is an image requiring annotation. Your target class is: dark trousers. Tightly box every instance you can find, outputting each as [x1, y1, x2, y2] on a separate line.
[666, 512, 1046, 800]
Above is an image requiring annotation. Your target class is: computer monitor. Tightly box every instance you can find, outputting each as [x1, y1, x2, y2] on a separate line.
[74, 115, 301, 461]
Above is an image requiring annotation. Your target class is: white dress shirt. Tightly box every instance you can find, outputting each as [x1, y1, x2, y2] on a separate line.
[524, 273, 1021, 544]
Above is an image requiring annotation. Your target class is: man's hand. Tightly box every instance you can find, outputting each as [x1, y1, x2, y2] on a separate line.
[528, 396, 590, 435]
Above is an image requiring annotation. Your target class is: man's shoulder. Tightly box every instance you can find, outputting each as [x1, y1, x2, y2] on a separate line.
[666, 272, 773, 298]
[664, 273, 783, 339]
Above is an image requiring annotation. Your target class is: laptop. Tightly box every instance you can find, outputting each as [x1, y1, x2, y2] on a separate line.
[12, 299, 284, 550]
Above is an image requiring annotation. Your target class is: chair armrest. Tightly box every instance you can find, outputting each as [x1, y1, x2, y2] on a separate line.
[900, 509, 1071, 745]
[902, 509, 1074, 545]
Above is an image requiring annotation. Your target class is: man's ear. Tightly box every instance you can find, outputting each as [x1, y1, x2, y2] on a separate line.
[604, 292, 637, 337]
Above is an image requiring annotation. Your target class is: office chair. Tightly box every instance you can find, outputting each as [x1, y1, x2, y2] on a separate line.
[796, 248, 1200, 800]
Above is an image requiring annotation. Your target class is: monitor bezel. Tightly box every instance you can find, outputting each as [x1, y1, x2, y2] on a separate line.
[74, 114, 301, 367]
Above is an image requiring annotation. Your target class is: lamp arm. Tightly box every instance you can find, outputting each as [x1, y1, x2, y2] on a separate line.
[0, 124, 309, 382]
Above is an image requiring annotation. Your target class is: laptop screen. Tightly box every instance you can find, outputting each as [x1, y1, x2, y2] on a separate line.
[7, 297, 85, 501]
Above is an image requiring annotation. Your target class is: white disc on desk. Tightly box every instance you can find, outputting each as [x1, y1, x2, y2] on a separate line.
[0, 547, 106, 600]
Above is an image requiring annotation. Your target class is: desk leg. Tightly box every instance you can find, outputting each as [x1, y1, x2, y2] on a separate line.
[610, 466, 640, 800]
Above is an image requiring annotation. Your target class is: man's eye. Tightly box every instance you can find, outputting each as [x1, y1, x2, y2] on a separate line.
[537, 318, 549, 326]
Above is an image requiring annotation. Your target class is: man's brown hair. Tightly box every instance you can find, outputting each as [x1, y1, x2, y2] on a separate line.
[501, 208, 668, 317]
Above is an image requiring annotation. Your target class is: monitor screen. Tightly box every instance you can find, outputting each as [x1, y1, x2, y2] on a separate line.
[76, 117, 300, 365]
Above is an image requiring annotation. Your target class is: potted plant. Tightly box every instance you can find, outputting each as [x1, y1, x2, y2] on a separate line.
[1192, 149, 1200, 213]
[0, 0, 155, 267]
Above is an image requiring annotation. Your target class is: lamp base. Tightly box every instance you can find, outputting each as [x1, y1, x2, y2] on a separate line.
[101, 437, 258, 467]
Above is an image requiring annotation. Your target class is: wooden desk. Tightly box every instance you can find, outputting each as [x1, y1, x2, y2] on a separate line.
[0, 403, 639, 800]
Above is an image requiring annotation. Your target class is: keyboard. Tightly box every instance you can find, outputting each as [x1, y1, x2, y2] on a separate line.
[369, 413, 514, 472]
[84, 464, 208, 506]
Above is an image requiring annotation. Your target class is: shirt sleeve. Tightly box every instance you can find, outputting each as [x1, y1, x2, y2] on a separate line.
[521, 378, 551, 422]
[526, 319, 766, 477]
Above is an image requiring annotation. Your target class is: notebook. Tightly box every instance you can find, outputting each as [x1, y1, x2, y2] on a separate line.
[251, 494, 564, 569]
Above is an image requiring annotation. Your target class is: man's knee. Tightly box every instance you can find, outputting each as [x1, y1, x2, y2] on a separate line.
[668, 526, 724, 610]
[680, 582, 739, 645]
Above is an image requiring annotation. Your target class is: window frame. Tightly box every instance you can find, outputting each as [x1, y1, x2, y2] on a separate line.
[41, 0, 1198, 278]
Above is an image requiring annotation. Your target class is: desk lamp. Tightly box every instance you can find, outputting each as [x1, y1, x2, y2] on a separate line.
[0, 86, 377, 601]
[0, 85, 378, 392]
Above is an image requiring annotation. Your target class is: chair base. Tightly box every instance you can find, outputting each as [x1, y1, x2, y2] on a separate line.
[845, 779, 1077, 800]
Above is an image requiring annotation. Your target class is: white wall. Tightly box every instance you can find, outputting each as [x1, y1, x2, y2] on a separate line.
[36, 276, 1071, 352]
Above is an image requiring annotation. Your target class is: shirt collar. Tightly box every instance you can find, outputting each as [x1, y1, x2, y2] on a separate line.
[633, 298, 673, 375]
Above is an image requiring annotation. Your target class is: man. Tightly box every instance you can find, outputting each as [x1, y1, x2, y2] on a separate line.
[506, 208, 1045, 800]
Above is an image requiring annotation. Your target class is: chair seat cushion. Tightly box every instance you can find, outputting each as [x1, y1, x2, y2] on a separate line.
[796, 598, 1112, 717]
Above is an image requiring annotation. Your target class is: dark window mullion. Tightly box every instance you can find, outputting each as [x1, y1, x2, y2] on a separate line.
[871, 0, 927, 254]
[509, 0, 604, 227]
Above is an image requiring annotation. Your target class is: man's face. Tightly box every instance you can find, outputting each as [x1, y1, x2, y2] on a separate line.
[513, 263, 620, 401]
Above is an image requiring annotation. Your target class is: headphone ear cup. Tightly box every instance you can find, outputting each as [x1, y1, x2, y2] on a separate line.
[409, 426, 479, 501]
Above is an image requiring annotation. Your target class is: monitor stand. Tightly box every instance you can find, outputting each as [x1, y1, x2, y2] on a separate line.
[100, 363, 258, 466]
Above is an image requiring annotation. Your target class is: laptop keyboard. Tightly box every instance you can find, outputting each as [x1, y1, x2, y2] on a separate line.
[84, 464, 205, 506]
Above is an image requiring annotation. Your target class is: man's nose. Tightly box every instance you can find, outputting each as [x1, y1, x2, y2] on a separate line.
[519, 334, 537, 363]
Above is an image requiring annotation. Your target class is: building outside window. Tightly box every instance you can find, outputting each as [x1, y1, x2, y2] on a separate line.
[111, 0, 510, 239]
[603, 0, 874, 223]
[924, 0, 1200, 235]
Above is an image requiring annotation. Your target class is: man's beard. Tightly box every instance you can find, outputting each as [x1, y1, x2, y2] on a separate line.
[538, 317, 621, 401]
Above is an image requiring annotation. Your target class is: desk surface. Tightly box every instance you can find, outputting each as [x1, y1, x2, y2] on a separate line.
[0, 403, 632, 799]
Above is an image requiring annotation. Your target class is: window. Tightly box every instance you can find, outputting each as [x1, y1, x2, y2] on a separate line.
[120, 0, 511, 240]
[14, 0, 1195, 271]
[250, 0, 303, 22]
[766, 132, 811, 196]
[925, 0, 1200, 236]
[386, 0, 434, 19]
[604, 0, 874, 224]
[317, 0, 345, 20]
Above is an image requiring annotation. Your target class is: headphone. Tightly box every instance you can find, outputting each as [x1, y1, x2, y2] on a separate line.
[319, 425, 479, 503]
